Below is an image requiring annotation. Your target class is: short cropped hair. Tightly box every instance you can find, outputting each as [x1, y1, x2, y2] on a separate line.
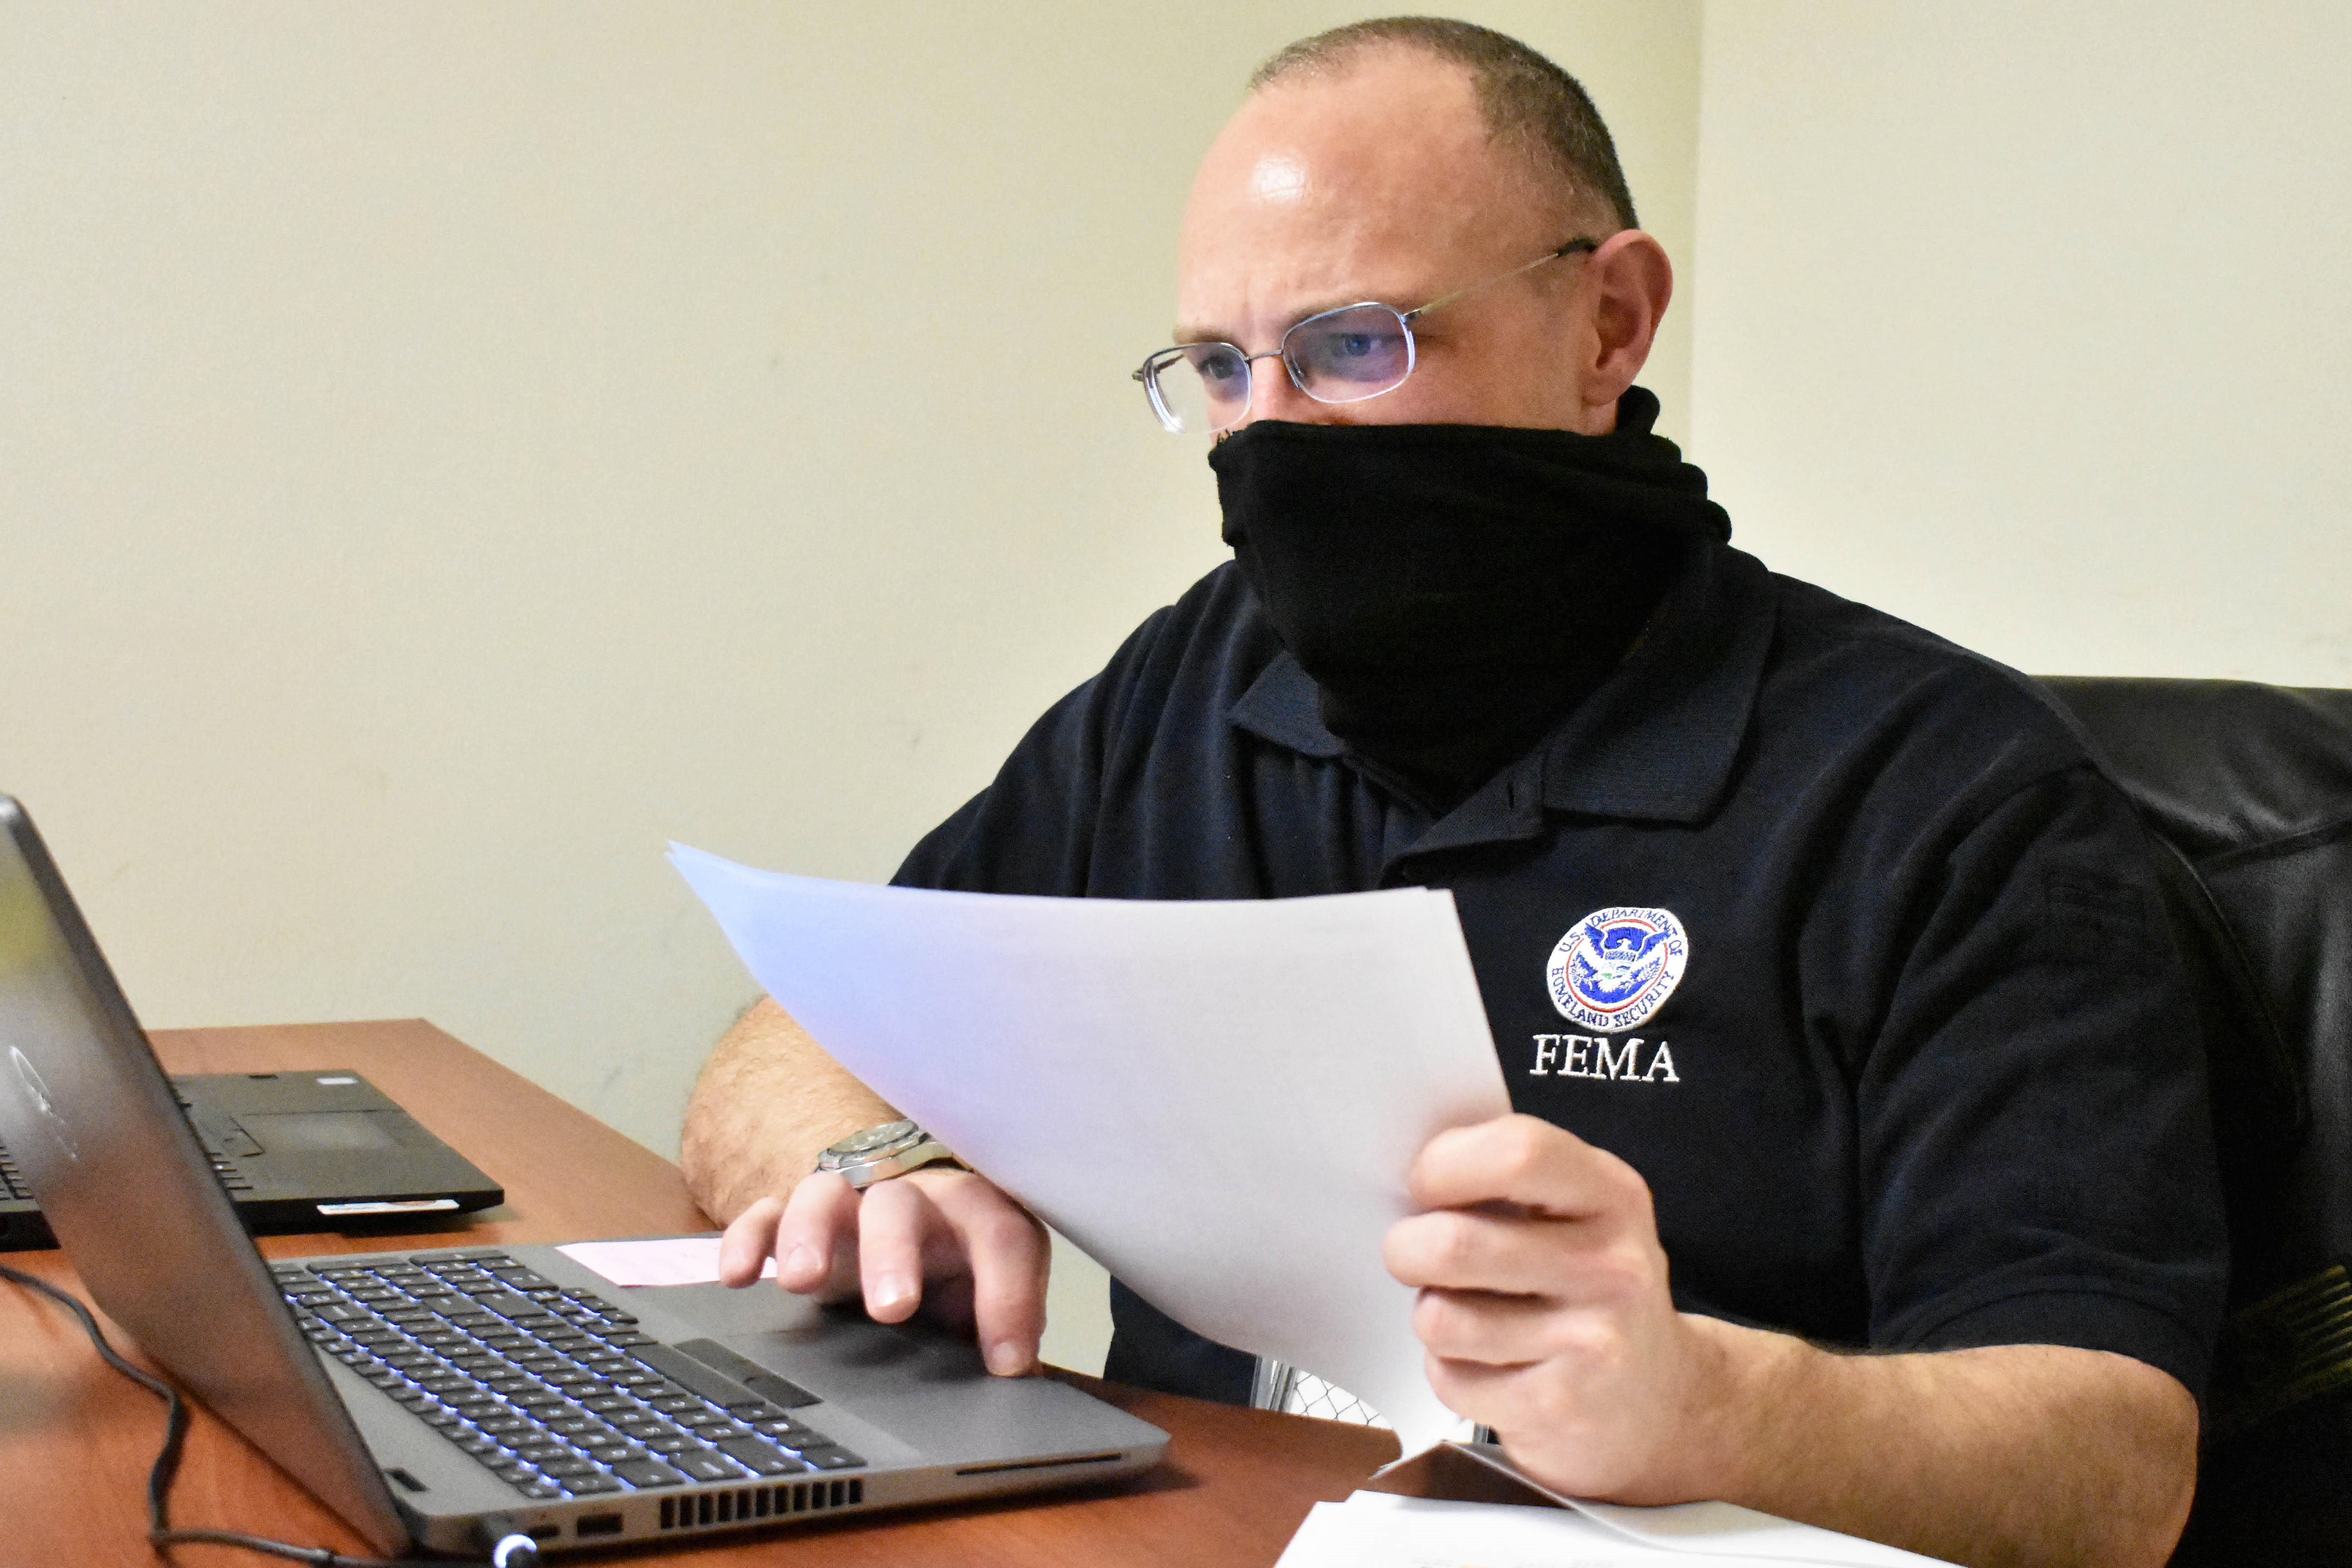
[1250, 16, 1638, 231]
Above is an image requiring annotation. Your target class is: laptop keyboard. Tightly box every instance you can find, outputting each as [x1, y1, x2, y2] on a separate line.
[170, 1088, 256, 1194]
[275, 1248, 865, 1501]
[0, 1125, 243, 1200]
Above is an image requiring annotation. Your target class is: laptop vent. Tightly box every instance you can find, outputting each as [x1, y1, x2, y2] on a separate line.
[656, 1478, 864, 1530]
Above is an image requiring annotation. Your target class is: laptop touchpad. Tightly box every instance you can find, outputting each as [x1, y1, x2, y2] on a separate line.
[635, 1280, 825, 1335]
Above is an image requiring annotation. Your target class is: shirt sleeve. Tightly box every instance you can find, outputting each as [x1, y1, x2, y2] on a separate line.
[890, 601, 1176, 898]
[1849, 760, 2228, 1396]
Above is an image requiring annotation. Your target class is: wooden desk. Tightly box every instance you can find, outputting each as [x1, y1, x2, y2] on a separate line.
[0, 1020, 1399, 1564]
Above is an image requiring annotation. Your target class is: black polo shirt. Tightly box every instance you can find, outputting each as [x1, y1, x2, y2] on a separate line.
[892, 529, 2228, 1407]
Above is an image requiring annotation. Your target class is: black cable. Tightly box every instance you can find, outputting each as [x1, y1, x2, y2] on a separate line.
[1, 1261, 532, 1568]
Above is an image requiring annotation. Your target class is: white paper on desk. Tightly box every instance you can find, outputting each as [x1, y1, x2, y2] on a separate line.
[1281, 1494, 1684, 1568]
[669, 845, 1511, 1454]
[1281, 1492, 1942, 1568]
[1564, 1499, 1948, 1565]
[1371, 1443, 1952, 1566]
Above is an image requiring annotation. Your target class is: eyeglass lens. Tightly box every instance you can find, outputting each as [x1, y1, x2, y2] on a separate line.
[1147, 303, 1415, 434]
[1283, 305, 1413, 397]
[1146, 344, 1249, 436]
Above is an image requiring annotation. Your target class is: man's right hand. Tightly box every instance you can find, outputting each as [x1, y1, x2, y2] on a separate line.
[682, 996, 1052, 1377]
[716, 1163, 1050, 1378]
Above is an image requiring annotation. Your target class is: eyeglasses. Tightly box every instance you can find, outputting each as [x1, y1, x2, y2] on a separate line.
[1131, 237, 1599, 436]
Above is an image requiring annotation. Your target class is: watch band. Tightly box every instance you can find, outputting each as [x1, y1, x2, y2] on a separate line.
[815, 1118, 966, 1190]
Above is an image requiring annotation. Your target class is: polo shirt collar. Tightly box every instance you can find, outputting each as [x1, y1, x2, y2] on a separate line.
[1228, 537, 1776, 828]
[1227, 652, 1345, 759]
[1536, 537, 1774, 821]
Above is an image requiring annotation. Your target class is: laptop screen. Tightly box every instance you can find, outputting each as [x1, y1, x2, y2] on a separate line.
[0, 797, 409, 1553]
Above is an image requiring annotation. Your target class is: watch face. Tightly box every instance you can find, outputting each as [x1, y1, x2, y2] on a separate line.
[832, 1119, 919, 1159]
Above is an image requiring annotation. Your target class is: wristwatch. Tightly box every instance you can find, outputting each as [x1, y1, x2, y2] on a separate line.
[815, 1119, 965, 1190]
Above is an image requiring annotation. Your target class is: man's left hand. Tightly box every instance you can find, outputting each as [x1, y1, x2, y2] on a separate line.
[1383, 1113, 2202, 1567]
[1383, 1112, 1729, 1502]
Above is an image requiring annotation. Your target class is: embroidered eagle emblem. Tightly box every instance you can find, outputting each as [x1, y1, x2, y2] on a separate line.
[1546, 906, 1688, 1031]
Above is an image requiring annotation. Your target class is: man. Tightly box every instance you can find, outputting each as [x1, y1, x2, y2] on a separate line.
[681, 20, 2224, 1568]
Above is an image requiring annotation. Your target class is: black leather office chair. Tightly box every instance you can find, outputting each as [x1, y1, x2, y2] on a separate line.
[2038, 677, 2352, 1566]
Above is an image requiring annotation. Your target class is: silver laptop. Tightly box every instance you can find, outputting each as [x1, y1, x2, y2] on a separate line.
[0, 796, 1165, 1557]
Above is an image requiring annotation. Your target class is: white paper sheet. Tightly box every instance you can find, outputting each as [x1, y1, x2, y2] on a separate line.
[1364, 1443, 1951, 1566]
[1279, 1493, 1943, 1568]
[670, 845, 1511, 1453]
[1563, 1499, 1948, 1566]
[1278, 1495, 1682, 1568]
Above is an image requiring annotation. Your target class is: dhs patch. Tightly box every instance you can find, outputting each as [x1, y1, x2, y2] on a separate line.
[1546, 907, 1689, 1031]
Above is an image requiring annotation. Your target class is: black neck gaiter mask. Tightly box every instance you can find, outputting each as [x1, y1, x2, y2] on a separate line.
[1213, 387, 1732, 804]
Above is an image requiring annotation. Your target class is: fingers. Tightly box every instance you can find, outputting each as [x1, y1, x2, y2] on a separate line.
[1407, 1114, 1650, 1224]
[1388, 1114, 1672, 1375]
[1419, 1348, 1583, 1456]
[1421, 1345, 1530, 1417]
[1388, 1116, 1659, 1304]
[859, 1171, 1050, 1375]
[1385, 1203, 1658, 1300]
[852, 1174, 935, 1321]
[1389, 1119, 1716, 1504]
[721, 1182, 866, 1303]
[1409, 1284, 1616, 1367]
[773, 1172, 865, 1299]
[928, 1176, 1049, 1375]
[717, 1197, 784, 1287]
[728, 1166, 1051, 1378]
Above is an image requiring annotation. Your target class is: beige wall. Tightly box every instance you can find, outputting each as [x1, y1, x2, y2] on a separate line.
[1690, 2, 2352, 684]
[33, 0, 2340, 1395]
[0, 3, 1697, 1373]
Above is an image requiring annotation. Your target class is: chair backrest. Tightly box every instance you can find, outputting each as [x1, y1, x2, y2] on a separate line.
[2038, 676, 2352, 1567]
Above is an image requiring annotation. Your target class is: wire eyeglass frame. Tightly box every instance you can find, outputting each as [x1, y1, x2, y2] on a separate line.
[1132, 236, 1600, 435]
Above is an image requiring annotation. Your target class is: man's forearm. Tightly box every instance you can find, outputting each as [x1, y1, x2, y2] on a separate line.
[679, 996, 899, 1224]
[1671, 1325, 2197, 1568]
